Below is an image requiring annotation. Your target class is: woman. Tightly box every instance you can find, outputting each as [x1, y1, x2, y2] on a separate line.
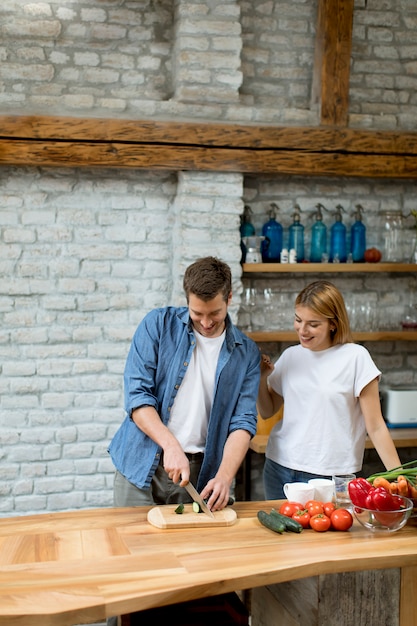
[258, 280, 401, 500]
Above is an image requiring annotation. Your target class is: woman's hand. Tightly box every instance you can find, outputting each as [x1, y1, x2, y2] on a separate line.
[260, 353, 274, 377]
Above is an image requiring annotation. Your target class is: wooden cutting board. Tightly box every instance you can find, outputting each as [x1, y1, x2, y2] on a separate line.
[147, 503, 237, 528]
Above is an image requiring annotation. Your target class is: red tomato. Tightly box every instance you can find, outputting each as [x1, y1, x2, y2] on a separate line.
[279, 501, 304, 517]
[292, 509, 311, 529]
[306, 500, 324, 516]
[330, 508, 353, 531]
[310, 513, 331, 532]
[364, 247, 382, 263]
[323, 502, 336, 517]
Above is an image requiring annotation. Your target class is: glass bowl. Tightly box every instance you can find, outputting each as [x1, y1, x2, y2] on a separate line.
[353, 496, 413, 533]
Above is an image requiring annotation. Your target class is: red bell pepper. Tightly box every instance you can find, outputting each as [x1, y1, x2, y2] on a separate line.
[366, 486, 400, 511]
[348, 478, 374, 507]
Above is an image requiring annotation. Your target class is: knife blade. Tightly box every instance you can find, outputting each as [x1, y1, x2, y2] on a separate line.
[184, 482, 215, 518]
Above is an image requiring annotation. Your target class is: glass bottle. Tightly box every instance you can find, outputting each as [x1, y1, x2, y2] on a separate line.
[261, 203, 283, 262]
[240, 205, 256, 263]
[288, 205, 304, 262]
[350, 204, 366, 262]
[329, 204, 347, 263]
[310, 203, 328, 262]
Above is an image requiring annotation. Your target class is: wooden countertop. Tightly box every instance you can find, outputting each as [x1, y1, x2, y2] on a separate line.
[0, 502, 416, 625]
[250, 428, 417, 454]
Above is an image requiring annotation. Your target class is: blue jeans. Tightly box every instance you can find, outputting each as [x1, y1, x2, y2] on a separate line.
[263, 457, 332, 500]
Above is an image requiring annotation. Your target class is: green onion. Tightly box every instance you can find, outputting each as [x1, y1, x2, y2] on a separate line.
[367, 459, 417, 485]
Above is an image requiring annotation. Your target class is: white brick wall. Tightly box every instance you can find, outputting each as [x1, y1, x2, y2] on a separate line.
[1, 0, 417, 515]
[1, 0, 416, 126]
[0, 166, 244, 516]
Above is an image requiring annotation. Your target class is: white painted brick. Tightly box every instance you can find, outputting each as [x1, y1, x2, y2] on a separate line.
[0, 431, 19, 445]
[74, 459, 101, 474]
[3, 19, 61, 38]
[84, 68, 120, 84]
[74, 52, 100, 66]
[63, 443, 94, 459]
[47, 493, 84, 510]
[14, 496, 47, 512]
[81, 8, 107, 22]
[45, 459, 76, 477]
[0, 62, 54, 81]
[63, 94, 95, 109]
[41, 393, 75, 409]
[8, 446, 43, 463]
[90, 23, 127, 40]
[37, 478, 74, 495]
[13, 481, 34, 496]
[180, 19, 241, 37]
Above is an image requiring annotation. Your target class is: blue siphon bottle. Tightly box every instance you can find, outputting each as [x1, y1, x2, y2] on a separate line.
[350, 204, 367, 262]
[310, 203, 328, 262]
[261, 203, 283, 262]
[329, 204, 347, 263]
[288, 205, 305, 262]
[240, 205, 256, 263]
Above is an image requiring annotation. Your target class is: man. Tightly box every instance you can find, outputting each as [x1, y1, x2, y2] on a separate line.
[108, 256, 260, 512]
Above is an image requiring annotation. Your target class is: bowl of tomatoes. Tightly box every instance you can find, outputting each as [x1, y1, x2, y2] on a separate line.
[352, 495, 413, 533]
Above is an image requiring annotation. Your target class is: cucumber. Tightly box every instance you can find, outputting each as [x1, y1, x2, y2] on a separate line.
[192, 502, 201, 513]
[270, 509, 303, 533]
[257, 510, 286, 534]
[175, 503, 184, 514]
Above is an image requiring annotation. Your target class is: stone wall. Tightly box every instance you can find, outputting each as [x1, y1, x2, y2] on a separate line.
[1, 0, 417, 516]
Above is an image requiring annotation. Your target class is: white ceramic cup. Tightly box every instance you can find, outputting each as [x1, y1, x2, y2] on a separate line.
[283, 482, 315, 506]
[308, 478, 336, 503]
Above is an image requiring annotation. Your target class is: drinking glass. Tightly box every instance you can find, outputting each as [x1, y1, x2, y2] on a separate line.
[332, 473, 356, 510]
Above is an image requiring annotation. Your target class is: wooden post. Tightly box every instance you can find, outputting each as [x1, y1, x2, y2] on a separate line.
[312, 0, 355, 126]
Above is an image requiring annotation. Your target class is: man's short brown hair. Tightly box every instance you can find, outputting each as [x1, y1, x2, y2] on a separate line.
[183, 257, 232, 302]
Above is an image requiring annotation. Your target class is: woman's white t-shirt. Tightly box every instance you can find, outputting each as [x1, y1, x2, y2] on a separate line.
[266, 343, 381, 475]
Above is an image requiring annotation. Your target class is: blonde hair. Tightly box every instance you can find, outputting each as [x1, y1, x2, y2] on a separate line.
[295, 280, 353, 345]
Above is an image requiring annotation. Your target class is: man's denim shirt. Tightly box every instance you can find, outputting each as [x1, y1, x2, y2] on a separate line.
[108, 306, 260, 492]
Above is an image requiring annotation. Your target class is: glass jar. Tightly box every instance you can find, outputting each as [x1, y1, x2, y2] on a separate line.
[379, 210, 403, 262]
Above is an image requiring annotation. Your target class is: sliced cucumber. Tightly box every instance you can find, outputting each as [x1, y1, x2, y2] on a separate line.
[174, 503, 185, 514]
[192, 501, 201, 513]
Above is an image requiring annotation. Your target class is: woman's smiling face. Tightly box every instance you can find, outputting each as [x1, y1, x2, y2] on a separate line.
[294, 304, 335, 351]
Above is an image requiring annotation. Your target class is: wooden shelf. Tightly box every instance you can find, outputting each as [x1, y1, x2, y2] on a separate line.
[242, 262, 417, 274]
[247, 330, 417, 342]
[243, 263, 417, 342]
[250, 428, 417, 455]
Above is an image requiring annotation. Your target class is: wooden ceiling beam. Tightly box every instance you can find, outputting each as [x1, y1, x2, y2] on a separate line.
[1, 115, 417, 155]
[0, 137, 416, 178]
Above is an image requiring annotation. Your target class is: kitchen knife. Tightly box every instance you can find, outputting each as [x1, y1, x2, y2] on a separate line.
[184, 482, 215, 518]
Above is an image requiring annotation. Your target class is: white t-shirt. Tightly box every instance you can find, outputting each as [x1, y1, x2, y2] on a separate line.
[266, 343, 381, 475]
[168, 329, 225, 453]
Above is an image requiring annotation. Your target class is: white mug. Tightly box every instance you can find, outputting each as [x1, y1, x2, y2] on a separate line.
[283, 482, 315, 506]
[308, 478, 335, 503]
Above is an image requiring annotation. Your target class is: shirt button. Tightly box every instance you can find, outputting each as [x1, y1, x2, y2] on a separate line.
[175, 384, 179, 389]
[184, 361, 188, 366]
